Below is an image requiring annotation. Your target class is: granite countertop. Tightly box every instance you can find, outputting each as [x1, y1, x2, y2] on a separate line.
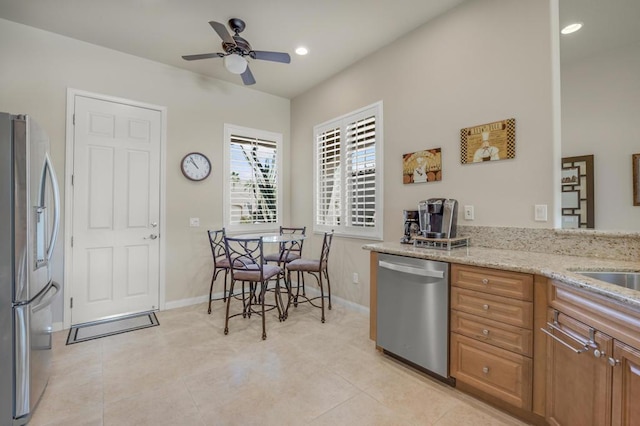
[363, 242, 640, 310]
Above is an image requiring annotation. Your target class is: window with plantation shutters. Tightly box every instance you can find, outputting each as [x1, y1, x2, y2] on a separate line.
[224, 124, 282, 232]
[314, 102, 383, 240]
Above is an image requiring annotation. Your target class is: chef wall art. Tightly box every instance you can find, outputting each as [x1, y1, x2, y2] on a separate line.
[403, 148, 442, 184]
[460, 118, 516, 164]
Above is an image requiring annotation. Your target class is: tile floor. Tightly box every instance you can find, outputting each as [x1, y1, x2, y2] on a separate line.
[30, 299, 529, 426]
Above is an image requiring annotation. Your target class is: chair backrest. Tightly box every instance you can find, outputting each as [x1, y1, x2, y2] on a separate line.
[208, 229, 227, 267]
[224, 236, 265, 280]
[279, 226, 306, 255]
[319, 230, 334, 269]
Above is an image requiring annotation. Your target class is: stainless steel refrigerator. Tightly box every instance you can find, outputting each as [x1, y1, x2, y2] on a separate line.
[0, 113, 61, 425]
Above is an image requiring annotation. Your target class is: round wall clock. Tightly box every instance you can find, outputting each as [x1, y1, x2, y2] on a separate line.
[181, 152, 211, 181]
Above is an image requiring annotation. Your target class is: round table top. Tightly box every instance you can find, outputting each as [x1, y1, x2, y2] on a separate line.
[233, 233, 306, 243]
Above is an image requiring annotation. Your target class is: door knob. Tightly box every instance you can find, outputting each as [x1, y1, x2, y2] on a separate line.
[144, 234, 158, 240]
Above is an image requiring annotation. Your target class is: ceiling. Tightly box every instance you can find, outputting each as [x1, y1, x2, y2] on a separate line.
[0, 0, 466, 99]
[559, 0, 640, 65]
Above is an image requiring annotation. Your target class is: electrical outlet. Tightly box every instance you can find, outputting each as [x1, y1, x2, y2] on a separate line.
[189, 217, 200, 227]
[352, 272, 359, 284]
[534, 205, 548, 222]
[464, 205, 474, 220]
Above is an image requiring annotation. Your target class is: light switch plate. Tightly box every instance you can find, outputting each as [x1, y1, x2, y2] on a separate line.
[534, 205, 548, 221]
[189, 217, 200, 227]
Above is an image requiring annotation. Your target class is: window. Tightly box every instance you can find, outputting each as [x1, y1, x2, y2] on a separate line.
[314, 102, 383, 240]
[224, 124, 282, 233]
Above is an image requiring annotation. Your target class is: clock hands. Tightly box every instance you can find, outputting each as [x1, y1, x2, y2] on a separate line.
[189, 157, 200, 169]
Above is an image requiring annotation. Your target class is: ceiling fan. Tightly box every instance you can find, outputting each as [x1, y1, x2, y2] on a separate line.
[182, 18, 291, 85]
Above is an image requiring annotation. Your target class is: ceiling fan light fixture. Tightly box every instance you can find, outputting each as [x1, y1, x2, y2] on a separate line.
[224, 53, 248, 74]
[561, 22, 583, 35]
[295, 46, 308, 56]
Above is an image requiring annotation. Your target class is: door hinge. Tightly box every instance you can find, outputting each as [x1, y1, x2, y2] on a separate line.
[71, 174, 74, 186]
[71, 236, 73, 247]
[70, 297, 73, 309]
[72, 114, 75, 125]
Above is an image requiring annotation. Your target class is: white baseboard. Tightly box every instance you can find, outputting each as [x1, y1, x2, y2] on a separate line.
[299, 285, 370, 315]
[163, 288, 370, 315]
[164, 293, 218, 310]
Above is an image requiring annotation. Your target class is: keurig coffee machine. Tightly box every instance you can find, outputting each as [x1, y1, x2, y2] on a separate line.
[401, 210, 420, 244]
[418, 198, 458, 239]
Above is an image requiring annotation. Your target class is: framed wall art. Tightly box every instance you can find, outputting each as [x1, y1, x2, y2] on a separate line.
[460, 118, 516, 164]
[402, 148, 442, 184]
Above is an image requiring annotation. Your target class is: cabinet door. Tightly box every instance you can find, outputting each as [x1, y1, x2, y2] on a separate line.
[545, 310, 613, 426]
[612, 341, 640, 426]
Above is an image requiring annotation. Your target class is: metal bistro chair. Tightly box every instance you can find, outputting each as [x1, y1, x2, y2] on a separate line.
[285, 231, 334, 323]
[223, 236, 284, 340]
[264, 226, 306, 265]
[207, 229, 232, 314]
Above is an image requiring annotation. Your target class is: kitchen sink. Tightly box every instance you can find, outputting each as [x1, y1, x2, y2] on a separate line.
[575, 271, 640, 291]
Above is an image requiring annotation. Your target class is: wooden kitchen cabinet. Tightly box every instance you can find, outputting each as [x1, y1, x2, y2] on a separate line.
[450, 265, 535, 411]
[546, 280, 640, 425]
[544, 309, 613, 426]
[612, 341, 640, 425]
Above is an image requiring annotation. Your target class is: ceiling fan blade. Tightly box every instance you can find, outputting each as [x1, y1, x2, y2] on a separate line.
[182, 53, 223, 61]
[252, 51, 291, 64]
[209, 21, 235, 45]
[241, 66, 256, 85]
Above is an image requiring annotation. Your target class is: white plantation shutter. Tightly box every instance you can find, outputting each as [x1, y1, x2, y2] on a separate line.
[224, 125, 282, 232]
[313, 102, 383, 239]
[346, 116, 376, 228]
[316, 126, 341, 226]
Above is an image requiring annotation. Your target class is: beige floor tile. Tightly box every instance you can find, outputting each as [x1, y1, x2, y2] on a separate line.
[310, 392, 418, 426]
[31, 302, 530, 426]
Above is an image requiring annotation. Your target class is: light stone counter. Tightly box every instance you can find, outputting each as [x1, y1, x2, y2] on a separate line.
[363, 242, 640, 310]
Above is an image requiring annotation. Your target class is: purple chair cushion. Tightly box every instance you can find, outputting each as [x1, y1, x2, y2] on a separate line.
[286, 259, 323, 272]
[233, 264, 282, 281]
[264, 252, 302, 262]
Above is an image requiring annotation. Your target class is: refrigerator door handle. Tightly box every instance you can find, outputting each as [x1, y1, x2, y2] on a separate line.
[32, 281, 60, 313]
[42, 153, 60, 262]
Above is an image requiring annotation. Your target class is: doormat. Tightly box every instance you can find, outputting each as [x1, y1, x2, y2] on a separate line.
[66, 312, 159, 345]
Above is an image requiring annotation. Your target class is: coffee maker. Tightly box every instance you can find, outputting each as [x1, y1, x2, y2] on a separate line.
[401, 210, 420, 244]
[418, 198, 458, 239]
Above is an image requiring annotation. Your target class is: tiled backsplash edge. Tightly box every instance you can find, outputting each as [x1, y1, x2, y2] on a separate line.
[457, 226, 640, 261]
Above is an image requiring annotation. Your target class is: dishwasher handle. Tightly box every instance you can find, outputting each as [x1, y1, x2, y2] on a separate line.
[378, 260, 445, 278]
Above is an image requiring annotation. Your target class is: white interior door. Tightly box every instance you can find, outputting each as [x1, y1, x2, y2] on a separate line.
[70, 95, 161, 325]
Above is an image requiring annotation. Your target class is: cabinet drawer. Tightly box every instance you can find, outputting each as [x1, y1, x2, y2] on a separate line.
[451, 333, 533, 410]
[451, 310, 533, 357]
[451, 287, 533, 329]
[452, 264, 533, 301]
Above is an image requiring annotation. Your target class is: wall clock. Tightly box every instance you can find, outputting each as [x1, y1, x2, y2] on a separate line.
[181, 152, 211, 181]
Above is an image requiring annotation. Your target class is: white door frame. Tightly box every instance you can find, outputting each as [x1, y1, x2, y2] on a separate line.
[63, 88, 167, 330]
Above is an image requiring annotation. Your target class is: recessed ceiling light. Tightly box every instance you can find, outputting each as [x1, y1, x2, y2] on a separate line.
[295, 47, 308, 56]
[561, 22, 583, 35]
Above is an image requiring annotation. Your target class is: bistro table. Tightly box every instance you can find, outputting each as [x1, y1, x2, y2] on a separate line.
[229, 233, 307, 319]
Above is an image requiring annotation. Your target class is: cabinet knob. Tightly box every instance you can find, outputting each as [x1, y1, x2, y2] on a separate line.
[608, 357, 620, 367]
[482, 278, 489, 285]
[483, 304, 489, 310]
[482, 366, 490, 374]
[482, 329, 490, 336]
[593, 349, 606, 358]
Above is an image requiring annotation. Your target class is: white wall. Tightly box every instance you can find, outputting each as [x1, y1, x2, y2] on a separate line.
[290, 0, 556, 307]
[0, 19, 291, 321]
[561, 43, 640, 231]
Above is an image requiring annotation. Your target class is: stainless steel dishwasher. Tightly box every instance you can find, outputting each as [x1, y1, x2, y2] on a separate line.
[376, 253, 451, 383]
